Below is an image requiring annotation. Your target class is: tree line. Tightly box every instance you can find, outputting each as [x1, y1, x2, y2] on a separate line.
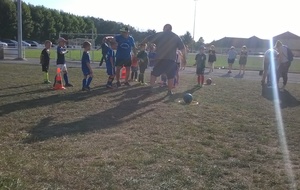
[0, 0, 204, 48]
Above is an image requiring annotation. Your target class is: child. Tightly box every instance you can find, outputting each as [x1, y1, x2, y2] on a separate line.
[208, 45, 216, 73]
[105, 41, 118, 89]
[98, 40, 109, 66]
[56, 37, 73, 87]
[194, 46, 206, 87]
[40, 40, 52, 84]
[238, 45, 248, 75]
[131, 53, 138, 81]
[81, 41, 93, 91]
[174, 49, 183, 87]
[227, 46, 237, 74]
[136, 43, 149, 84]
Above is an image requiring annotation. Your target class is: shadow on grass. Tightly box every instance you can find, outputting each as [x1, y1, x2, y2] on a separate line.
[0, 88, 52, 98]
[23, 87, 167, 143]
[261, 86, 300, 109]
[0, 83, 42, 91]
[233, 74, 244, 79]
[0, 85, 118, 116]
[220, 73, 232, 78]
[163, 86, 201, 103]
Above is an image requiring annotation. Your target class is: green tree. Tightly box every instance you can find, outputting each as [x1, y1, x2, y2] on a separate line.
[0, 0, 17, 39]
[181, 31, 193, 47]
[51, 10, 64, 39]
[41, 8, 56, 41]
[21, 2, 33, 39]
[29, 5, 45, 41]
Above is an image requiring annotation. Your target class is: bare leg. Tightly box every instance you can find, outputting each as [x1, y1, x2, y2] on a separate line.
[125, 66, 130, 82]
[150, 75, 156, 86]
[115, 66, 121, 82]
[167, 78, 174, 91]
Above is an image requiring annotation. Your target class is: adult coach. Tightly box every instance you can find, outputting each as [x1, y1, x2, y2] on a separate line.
[114, 27, 136, 87]
[275, 40, 291, 89]
[141, 24, 187, 95]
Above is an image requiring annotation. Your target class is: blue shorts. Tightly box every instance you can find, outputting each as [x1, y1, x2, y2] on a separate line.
[106, 65, 115, 76]
[82, 68, 91, 76]
[131, 66, 138, 72]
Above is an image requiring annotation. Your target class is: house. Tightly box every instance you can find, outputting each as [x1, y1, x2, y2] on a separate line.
[208, 31, 300, 56]
[273, 31, 300, 56]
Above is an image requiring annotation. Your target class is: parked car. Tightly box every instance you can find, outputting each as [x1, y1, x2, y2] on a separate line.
[22, 41, 31, 47]
[0, 41, 8, 47]
[0, 39, 17, 47]
[24, 40, 40, 47]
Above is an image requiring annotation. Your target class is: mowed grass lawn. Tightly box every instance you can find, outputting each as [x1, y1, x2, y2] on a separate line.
[0, 63, 300, 190]
[24, 49, 300, 73]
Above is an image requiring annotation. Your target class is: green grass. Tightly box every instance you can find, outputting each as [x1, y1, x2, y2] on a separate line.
[24, 48, 300, 72]
[0, 63, 300, 189]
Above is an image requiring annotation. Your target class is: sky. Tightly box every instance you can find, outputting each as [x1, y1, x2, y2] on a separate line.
[23, 0, 300, 43]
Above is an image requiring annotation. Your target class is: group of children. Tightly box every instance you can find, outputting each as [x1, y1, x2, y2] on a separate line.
[39, 37, 210, 91]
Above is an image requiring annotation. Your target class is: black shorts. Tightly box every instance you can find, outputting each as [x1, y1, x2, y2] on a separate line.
[152, 59, 177, 79]
[42, 63, 49, 72]
[228, 58, 235, 64]
[115, 58, 131, 67]
[196, 68, 205, 75]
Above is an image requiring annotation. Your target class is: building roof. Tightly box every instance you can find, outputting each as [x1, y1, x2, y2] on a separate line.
[273, 31, 300, 40]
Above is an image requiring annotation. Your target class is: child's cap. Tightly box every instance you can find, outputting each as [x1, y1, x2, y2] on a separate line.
[58, 37, 67, 42]
[120, 27, 129, 33]
[199, 45, 206, 50]
[82, 41, 91, 48]
[230, 46, 235, 49]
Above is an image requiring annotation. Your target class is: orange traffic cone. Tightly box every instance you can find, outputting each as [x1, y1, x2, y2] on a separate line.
[121, 66, 126, 79]
[53, 68, 65, 90]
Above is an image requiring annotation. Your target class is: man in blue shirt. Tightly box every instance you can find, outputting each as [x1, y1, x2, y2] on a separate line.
[114, 27, 137, 87]
[56, 37, 73, 87]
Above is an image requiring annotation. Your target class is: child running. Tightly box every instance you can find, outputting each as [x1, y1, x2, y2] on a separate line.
[40, 40, 52, 84]
[81, 41, 93, 91]
[194, 46, 206, 87]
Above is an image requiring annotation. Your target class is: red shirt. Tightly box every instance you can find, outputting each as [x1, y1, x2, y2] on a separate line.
[131, 56, 138, 67]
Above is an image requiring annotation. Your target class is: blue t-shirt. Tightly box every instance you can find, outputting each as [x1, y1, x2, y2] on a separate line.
[57, 46, 66, 64]
[148, 51, 156, 67]
[81, 51, 91, 72]
[105, 47, 115, 68]
[115, 34, 135, 60]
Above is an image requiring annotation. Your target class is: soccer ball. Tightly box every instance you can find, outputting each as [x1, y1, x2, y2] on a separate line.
[183, 93, 193, 104]
[206, 78, 212, 85]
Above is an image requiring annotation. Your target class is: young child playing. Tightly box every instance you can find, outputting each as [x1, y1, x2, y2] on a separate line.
[136, 43, 149, 85]
[194, 46, 206, 87]
[81, 41, 93, 91]
[131, 53, 138, 81]
[40, 40, 52, 84]
[56, 37, 73, 87]
[105, 41, 118, 89]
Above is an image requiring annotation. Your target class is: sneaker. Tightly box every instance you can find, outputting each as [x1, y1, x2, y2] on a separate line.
[167, 90, 174, 96]
[141, 82, 148, 86]
[228, 71, 232, 74]
[82, 87, 86, 91]
[116, 81, 121, 87]
[85, 86, 91, 91]
[43, 80, 51, 84]
[106, 84, 113, 89]
[124, 82, 131, 86]
[65, 83, 74, 87]
[134, 79, 138, 82]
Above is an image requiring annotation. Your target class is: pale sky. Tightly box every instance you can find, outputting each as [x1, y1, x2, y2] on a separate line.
[23, 0, 300, 43]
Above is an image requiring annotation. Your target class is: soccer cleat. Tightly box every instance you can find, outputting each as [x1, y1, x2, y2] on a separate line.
[124, 82, 131, 86]
[44, 80, 51, 84]
[106, 84, 113, 89]
[116, 81, 121, 87]
[65, 83, 74, 87]
[167, 90, 174, 96]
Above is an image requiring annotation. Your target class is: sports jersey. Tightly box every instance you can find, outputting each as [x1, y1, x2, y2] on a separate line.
[40, 48, 50, 65]
[57, 46, 67, 65]
[195, 53, 206, 69]
[81, 51, 91, 73]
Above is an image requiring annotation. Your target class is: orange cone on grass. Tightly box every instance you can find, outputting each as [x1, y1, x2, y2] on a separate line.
[53, 68, 65, 90]
[121, 66, 126, 79]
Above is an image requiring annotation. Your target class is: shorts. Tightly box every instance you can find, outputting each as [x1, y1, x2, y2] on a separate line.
[228, 58, 235, 64]
[42, 63, 49, 72]
[82, 68, 91, 76]
[115, 58, 132, 67]
[196, 67, 205, 75]
[152, 59, 177, 79]
[57, 64, 67, 72]
[131, 66, 138, 72]
[139, 62, 147, 73]
[106, 65, 116, 76]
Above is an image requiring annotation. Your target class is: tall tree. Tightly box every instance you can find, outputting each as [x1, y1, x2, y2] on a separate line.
[51, 10, 64, 39]
[0, 0, 17, 39]
[41, 8, 56, 41]
[181, 31, 193, 46]
[21, 2, 33, 39]
[29, 5, 45, 41]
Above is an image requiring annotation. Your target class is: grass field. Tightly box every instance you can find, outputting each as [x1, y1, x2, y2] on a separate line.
[0, 63, 300, 189]
[24, 48, 300, 73]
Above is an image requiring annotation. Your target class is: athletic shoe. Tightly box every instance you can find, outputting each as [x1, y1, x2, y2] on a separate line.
[141, 82, 148, 86]
[106, 84, 113, 89]
[167, 90, 174, 96]
[85, 86, 91, 91]
[65, 83, 74, 87]
[43, 80, 51, 84]
[124, 82, 131, 86]
[116, 81, 121, 87]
